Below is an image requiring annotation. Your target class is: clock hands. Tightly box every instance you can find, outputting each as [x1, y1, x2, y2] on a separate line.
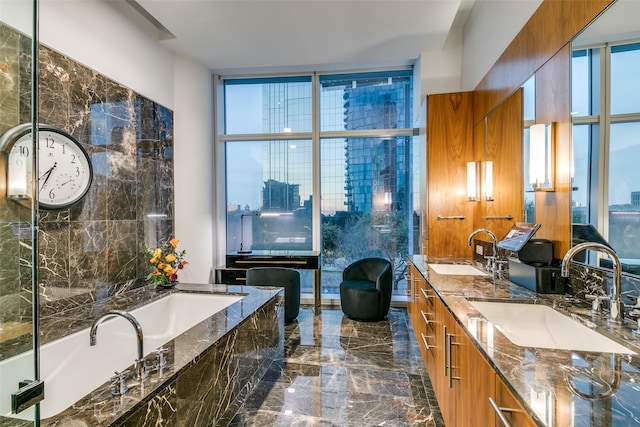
[39, 162, 57, 190]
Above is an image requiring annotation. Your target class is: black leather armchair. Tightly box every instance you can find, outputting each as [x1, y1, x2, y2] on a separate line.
[339, 258, 392, 321]
[245, 267, 300, 323]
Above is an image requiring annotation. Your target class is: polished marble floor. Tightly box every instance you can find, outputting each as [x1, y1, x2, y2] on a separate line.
[230, 306, 443, 426]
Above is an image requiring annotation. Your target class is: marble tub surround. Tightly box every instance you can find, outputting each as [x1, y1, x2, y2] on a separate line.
[10, 283, 284, 426]
[412, 256, 640, 426]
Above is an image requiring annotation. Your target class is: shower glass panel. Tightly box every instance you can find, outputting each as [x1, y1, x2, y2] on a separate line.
[0, 0, 39, 424]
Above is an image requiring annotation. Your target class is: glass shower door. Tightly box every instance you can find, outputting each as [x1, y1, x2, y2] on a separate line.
[0, 0, 40, 424]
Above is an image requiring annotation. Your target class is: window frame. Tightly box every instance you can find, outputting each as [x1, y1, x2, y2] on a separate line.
[215, 69, 416, 299]
[571, 40, 640, 260]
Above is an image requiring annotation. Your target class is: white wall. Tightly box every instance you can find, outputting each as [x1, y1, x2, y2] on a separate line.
[39, 0, 215, 284]
[39, 0, 174, 108]
[0, 0, 34, 37]
[173, 53, 214, 284]
[418, 27, 464, 97]
[461, 0, 542, 91]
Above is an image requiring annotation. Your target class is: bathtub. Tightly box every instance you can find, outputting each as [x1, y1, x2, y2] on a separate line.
[0, 292, 244, 420]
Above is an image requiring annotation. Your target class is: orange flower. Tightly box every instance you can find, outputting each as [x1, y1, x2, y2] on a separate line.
[142, 238, 187, 288]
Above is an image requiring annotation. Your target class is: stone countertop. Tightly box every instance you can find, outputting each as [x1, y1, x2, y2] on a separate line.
[32, 283, 282, 426]
[410, 255, 640, 427]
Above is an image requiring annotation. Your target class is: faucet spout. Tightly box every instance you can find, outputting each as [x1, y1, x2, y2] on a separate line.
[90, 310, 145, 377]
[561, 242, 623, 322]
[467, 228, 498, 258]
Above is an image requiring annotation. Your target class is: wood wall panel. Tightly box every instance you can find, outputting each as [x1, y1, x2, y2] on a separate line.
[469, 0, 613, 257]
[473, 0, 613, 125]
[427, 92, 474, 258]
[485, 88, 524, 241]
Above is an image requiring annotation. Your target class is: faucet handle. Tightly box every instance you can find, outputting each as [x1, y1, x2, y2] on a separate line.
[152, 347, 169, 366]
[628, 310, 640, 334]
[134, 357, 147, 381]
[626, 295, 640, 310]
[150, 347, 169, 377]
[586, 294, 610, 314]
[110, 369, 130, 395]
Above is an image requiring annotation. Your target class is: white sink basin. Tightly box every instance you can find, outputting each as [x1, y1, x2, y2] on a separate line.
[470, 301, 635, 354]
[428, 263, 488, 276]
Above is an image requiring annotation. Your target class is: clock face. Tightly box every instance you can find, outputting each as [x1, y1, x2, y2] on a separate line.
[7, 125, 93, 209]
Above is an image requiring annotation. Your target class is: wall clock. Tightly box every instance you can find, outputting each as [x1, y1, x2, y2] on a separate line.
[0, 123, 93, 210]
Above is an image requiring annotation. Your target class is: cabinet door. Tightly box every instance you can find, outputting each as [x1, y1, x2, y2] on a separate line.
[492, 376, 537, 427]
[464, 340, 496, 427]
[419, 282, 437, 370]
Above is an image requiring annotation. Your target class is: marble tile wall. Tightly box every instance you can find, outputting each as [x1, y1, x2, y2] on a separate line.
[0, 23, 36, 329]
[473, 238, 640, 303]
[0, 22, 175, 328]
[118, 298, 283, 427]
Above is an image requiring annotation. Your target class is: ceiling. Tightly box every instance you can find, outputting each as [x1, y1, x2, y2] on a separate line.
[130, 0, 476, 75]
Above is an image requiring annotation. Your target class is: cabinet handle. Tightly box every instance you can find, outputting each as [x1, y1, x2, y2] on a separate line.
[488, 397, 513, 427]
[446, 333, 461, 388]
[420, 288, 431, 299]
[446, 333, 451, 386]
[420, 310, 431, 325]
[437, 215, 466, 220]
[420, 333, 431, 351]
[236, 260, 308, 265]
[484, 215, 514, 220]
[443, 325, 448, 377]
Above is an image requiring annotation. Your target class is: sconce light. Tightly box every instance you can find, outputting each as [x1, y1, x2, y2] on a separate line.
[482, 161, 493, 201]
[467, 161, 480, 202]
[529, 123, 555, 191]
[7, 155, 32, 202]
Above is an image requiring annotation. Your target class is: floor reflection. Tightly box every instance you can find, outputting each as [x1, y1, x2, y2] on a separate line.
[230, 307, 442, 426]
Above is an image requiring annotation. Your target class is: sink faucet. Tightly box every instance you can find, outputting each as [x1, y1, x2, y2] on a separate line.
[90, 310, 146, 379]
[561, 242, 623, 323]
[468, 229, 498, 274]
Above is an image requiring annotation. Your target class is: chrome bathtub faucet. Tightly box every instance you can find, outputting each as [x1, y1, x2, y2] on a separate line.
[89, 310, 146, 380]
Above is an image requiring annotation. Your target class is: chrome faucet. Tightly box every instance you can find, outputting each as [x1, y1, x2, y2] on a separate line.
[561, 242, 624, 323]
[90, 310, 146, 379]
[468, 228, 498, 274]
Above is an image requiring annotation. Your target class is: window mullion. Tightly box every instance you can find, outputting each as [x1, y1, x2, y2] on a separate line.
[599, 45, 611, 240]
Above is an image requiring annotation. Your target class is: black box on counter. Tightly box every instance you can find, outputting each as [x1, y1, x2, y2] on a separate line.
[508, 258, 567, 294]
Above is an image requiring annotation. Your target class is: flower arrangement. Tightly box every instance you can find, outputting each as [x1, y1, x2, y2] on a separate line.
[142, 237, 188, 287]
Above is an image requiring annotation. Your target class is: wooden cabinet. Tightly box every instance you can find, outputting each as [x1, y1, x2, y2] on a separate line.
[493, 375, 538, 427]
[407, 262, 536, 427]
[426, 92, 475, 258]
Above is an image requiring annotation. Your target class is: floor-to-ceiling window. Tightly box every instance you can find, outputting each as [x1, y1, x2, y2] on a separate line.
[571, 42, 640, 264]
[221, 70, 414, 301]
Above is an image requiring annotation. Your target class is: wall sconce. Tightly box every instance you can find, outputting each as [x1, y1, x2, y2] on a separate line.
[467, 161, 480, 202]
[482, 161, 493, 201]
[7, 155, 32, 202]
[529, 123, 555, 191]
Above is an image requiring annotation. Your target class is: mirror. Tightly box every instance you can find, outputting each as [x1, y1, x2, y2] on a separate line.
[571, 0, 640, 275]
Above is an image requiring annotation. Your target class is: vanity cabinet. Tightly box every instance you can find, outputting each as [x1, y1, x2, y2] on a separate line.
[407, 262, 537, 427]
[493, 376, 538, 427]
